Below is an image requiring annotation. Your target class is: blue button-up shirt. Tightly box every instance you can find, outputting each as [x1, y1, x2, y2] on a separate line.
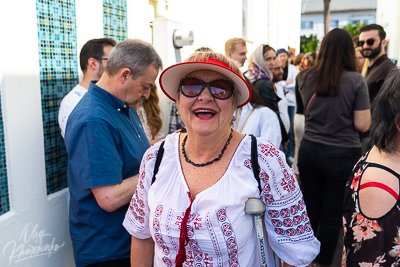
[65, 81, 150, 267]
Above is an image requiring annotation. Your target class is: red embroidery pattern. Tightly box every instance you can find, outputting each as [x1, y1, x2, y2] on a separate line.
[267, 197, 311, 238]
[185, 251, 194, 266]
[128, 188, 145, 226]
[264, 194, 274, 204]
[293, 216, 302, 225]
[259, 143, 278, 157]
[153, 204, 172, 265]
[126, 146, 159, 230]
[243, 157, 275, 204]
[172, 212, 208, 266]
[268, 210, 279, 218]
[272, 219, 282, 227]
[216, 208, 240, 267]
[185, 236, 212, 266]
[291, 205, 298, 214]
[204, 253, 214, 267]
[260, 170, 269, 183]
[244, 159, 252, 169]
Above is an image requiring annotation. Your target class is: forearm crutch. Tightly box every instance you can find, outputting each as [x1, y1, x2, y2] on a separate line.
[245, 198, 267, 267]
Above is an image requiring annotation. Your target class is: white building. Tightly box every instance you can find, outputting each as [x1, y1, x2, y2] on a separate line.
[301, 0, 377, 41]
[0, 0, 302, 266]
[376, 0, 400, 64]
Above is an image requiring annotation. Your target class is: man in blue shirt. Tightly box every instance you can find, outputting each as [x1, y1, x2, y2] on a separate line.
[64, 39, 162, 267]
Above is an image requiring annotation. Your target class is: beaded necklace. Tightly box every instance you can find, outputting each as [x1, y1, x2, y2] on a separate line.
[181, 128, 233, 167]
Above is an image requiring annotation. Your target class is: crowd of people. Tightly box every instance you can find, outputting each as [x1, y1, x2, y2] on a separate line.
[58, 23, 399, 267]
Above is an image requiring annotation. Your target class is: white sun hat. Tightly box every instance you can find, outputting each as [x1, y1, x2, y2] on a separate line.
[159, 57, 251, 108]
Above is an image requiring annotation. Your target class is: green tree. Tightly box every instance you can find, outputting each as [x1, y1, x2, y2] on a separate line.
[300, 35, 319, 53]
[342, 21, 368, 37]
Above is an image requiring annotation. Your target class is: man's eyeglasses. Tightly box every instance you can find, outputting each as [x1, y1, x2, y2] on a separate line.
[179, 77, 234, 100]
[96, 57, 108, 61]
[357, 38, 375, 47]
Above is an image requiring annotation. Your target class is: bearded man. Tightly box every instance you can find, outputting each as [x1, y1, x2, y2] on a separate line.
[358, 24, 396, 103]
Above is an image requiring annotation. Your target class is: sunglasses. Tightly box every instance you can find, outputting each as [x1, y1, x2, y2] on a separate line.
[179, 77, 234, 100]
[357, 38, 375, 47]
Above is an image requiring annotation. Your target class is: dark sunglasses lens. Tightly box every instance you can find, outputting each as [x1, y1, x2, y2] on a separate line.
[209, 80, 233, 99]
[358, 39, 375, 47]
[181, 78, 203, 97]
[366, 39, 375, 46]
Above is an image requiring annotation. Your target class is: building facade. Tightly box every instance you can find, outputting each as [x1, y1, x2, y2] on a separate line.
[376, 0, 400, 64]
[301, 0, 377, 41]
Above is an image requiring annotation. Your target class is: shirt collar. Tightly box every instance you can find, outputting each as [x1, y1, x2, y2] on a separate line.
[369, 54, 389, 69]
[88, 81, 130, 113]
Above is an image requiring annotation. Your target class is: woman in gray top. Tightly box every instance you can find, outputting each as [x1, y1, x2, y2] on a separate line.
[297, 28, 371, 267]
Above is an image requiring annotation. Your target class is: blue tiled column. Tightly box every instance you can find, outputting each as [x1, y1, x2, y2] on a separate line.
[103, 0, 127, 42]
[0, 98, 8, 215]
[36, 0, 79, 194]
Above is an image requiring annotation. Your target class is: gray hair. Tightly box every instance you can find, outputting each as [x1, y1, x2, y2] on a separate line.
[105, 39, 163, 79]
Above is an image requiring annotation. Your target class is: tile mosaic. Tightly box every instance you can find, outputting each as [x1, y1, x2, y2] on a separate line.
[103, 0, 127, 43]
[0, 101, 8, 214]
[36, 0, 79, 194]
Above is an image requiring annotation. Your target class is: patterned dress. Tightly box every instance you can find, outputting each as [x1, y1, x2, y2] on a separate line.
[123, 133, 320, 266]
[342, 153, 400, 267]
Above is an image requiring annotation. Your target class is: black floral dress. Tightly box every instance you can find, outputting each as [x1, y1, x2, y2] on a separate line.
[342, 153, 400, 267]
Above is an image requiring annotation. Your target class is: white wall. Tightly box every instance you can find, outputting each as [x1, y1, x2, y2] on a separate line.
[127, 0, 154, 44]
[0, 1, 74, 266]
[165, 0, 301, 62]
[156, 0, 302, 133]
[376, 0, 400, 63]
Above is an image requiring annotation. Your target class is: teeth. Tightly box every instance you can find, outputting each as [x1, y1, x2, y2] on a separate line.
[194, 109, 215, 114]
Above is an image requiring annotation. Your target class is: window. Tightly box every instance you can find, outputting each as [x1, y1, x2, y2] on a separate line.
[349, 19, 360, 25]
[330, 20, 339, 29]
[301, 21, 314, 30]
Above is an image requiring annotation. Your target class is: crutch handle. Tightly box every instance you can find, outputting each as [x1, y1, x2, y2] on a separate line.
[245, 198, 266, 215]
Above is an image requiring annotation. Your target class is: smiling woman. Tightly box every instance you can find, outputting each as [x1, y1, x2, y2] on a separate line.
[123, 51, 320, 267]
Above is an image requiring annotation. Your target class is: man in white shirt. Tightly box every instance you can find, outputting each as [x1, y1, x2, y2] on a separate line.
[58, 38, 116, 137]
[272, 57, 290, 134]
[276, 49, 299, 163]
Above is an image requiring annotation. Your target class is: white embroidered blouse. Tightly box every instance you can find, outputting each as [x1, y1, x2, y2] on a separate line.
[123, 133, 320, 266]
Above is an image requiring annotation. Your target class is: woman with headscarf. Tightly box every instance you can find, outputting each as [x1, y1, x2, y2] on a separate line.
[245, 44, 289, 150]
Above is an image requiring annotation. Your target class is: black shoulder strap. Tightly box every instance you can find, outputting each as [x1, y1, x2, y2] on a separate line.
[151, 141, 165, 185]
[366, 162, 400, 180]
[250, 135, 262, 193]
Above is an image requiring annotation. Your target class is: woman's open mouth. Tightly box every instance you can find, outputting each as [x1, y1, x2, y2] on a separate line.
[193, 109, 217, 119]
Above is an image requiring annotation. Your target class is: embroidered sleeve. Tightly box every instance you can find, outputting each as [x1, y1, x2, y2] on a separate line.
[123, 140, 163, 239]
[257, 139, 320, 266]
